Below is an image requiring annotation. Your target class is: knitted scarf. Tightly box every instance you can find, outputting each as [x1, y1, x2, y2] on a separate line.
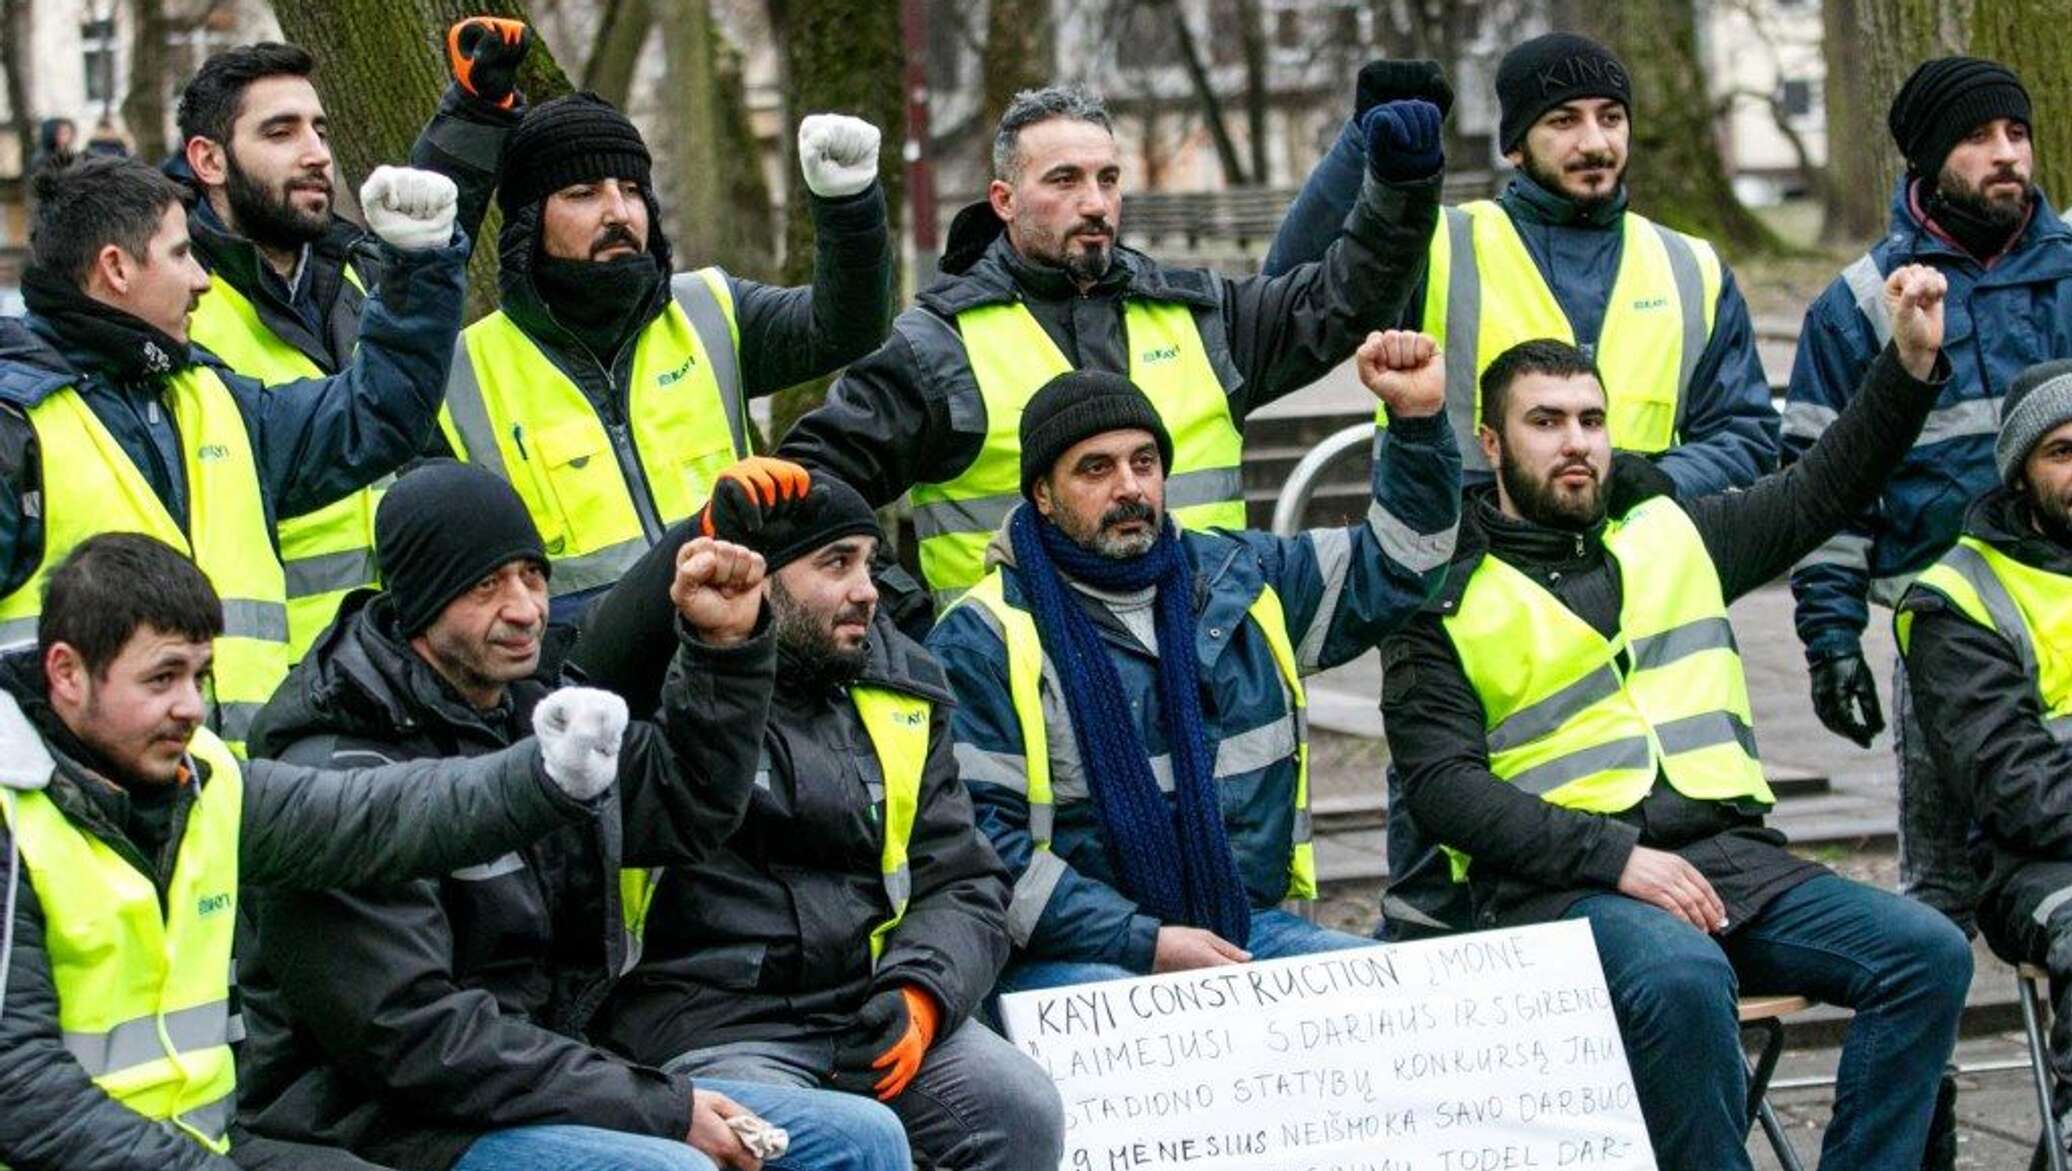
[1009, 506, 1251, 943]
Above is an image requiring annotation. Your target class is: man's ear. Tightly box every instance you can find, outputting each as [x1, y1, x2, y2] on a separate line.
[987, 178, 1015, 224]
[185, 135, 228, 188]
[1477, 424, 1503, 471]
[43, 642, 87, 709]
[1032, 476, 1054, 518]
[87, 242, 134, 297]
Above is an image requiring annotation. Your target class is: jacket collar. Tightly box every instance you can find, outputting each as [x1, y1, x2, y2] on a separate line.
[917, 233, 1222, 318]
[494, 194, 676, 359]
[1963, 485, 2072, 576]
[847, 610, 957, 706]
[1497, 172, 1628, 229]
[1879, 175, 2072, 269]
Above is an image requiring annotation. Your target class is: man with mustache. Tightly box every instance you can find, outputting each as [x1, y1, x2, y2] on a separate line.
[0, 146, 465, 755]
[923, 334, 1458, 992]
[233, 461, 914, 1171]
[433, 89, 893, 648]
[572, 462, 1059, 1171]
[170, 25, 532, 663]
[1377, 266, 1972, 1171]
[1899, 359, 2072, 1160]
[778, 83, 1446, 607]
[1783, 57, 2072, 941]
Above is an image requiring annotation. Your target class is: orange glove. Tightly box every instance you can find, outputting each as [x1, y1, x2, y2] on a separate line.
[831, 984, 940, 1101]
[697, 456, 821, 541]
[868, 986, 940, 1101]
[447, 17, 531, 110]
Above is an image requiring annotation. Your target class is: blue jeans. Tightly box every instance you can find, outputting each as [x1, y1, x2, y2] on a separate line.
[994, 908, 1375, 994]
[450, 1078, 910, 1171]
[1566, 873, 1971, 1171]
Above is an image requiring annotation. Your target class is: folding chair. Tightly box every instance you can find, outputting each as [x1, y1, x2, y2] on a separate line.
[2019, 962, 2068, 1171]
[1739, 994, 1810, 1171]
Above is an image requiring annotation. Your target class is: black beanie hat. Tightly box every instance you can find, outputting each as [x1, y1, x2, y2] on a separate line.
[1018, 371, 1174, 502]
[497, 92, 653, 216]
[1496, 33, 1631, 154]
[1888, 57, 2031, 179]
[747, 474, 884, 573]
[376, 460, 549, 636]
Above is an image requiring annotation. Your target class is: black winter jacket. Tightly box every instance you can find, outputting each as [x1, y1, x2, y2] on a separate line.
[1901, 487, 2072, 901]
[1381, 345, 1950, 929]
[593, 609, 1011, 1066]
[233, 591, 776, 1171]
[777, 172, 1441, 507]
[0, 651, 586, 1171]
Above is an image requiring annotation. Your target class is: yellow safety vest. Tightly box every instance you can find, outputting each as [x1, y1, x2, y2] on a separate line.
[187, 271, 380, 661]
[1441, 499, 1770, 876]
[952, 568, 1317, 901]
[1, 727, 245, 1154]
[908, 300, 1247, 605]
[1899, 537, 2072, 742]
[440, 269, 750, 598]
[617, 685, 933, 968]
[1412, 201, 1723, 473]
[0, 371, 290, 755]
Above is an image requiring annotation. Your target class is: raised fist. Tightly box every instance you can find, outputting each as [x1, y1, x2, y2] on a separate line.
[1884, 262, 1947, 379]
[1355, 329, 1446, 419]
[797, 114, 882, 199]
[448, 17, 532, 109]
[359, 166, 458, 252]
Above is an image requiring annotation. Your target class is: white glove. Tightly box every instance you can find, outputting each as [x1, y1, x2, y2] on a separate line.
[360, 165, 459, 252]
[532, 686, 628, 802]
[797, 114, 882, 199]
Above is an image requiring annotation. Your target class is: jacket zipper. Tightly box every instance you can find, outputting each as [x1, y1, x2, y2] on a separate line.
[543, 304, 666, 544]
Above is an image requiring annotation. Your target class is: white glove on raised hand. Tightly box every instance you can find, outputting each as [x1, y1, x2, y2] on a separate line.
[797, 114, 882, 199]
[360, 165, 459, 252]
[532, 686, 629, 802]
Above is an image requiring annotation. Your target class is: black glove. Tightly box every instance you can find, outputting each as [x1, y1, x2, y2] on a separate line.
[1363, 99, 1444, 184]
[696, 456, 827, 543]
[828, 985, 912, 1097]
[1810, 649, 1885, 748]
[447, 17, 532, 109]
[1606, 451, 1676, 516]
[1356, 59, 1453, 120]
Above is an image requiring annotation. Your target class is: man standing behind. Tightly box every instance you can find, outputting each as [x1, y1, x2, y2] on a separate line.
[234, 461, 912, 1171]
[1786, 57, 2072, 934]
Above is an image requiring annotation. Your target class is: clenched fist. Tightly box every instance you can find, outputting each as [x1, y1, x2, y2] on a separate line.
[359, 166, 458, 252]
[1885, 262, 1947, 380]
[1355, 329, 1447, 419]
[671, 537, 766, 647]
[797, 114, 882, 199]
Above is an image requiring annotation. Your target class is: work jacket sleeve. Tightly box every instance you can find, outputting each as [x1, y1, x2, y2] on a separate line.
[729, 187, 895, 399]
[0, 840, 235, 1170]
[775, 322, 963, 508]
[1222, 171, 1442, 416]
[1381, 617, 1642, 890]
[1685, 344, 1949, 604]
[1262, 117, 1369, 279]
[0, 409, 40, 600]
[237, 739, 587, 888]
[233, 233, 470, 521]
[1228, 411, 1460, 670]
[618, 609, 777, 867]
[1902, 593, 2072, 858]
[1781, 281, 1886, 660]
[409, 83, 523, 252]
[1651, 268, 1780, 498]
[869, 711, 1014, 1031]
[928, 608, 1163, 973]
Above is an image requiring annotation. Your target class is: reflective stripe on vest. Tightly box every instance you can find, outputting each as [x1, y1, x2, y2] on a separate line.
[909, 300, 1246, 603]
[440, 268, 748, 598]
[951, 568, 1317, 926]
[187, 274, 381, 660]
[1441, 499, 1771, 873]
[1899, 537, 2072, 742]
[1, 727, 245, 1154]
[1414, 202, 1723, 472]
[0, 372, 290, 755]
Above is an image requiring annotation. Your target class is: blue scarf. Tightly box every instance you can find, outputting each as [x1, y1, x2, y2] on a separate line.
[1009, 507, 1251, 944]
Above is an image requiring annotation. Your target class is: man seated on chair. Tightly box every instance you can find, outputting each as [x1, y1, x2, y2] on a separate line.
[1376, 266, 1973, 1171]
[1900, 358, 2072, 1157]
[928, 334, 1461, 991]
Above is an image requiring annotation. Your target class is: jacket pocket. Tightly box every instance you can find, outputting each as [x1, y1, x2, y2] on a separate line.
[531, 417, 625, 554]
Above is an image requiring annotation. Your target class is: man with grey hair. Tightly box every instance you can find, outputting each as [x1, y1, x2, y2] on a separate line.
[780, 82, 1447, 606]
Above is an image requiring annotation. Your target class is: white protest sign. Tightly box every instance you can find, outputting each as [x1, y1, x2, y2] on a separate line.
[998, 919, 1654, 1171]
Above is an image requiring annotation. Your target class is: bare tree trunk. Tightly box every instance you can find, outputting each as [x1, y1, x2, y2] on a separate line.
[1152, 0, 1246, 186]
[269, 0, 573, 317]
[1970, 0, 2072, 203]
[1820, 0, 1886, 245]
[122, 0, 171, 163]
[582, 0, 650, 108]
[1559, 0, 1784, 257]
[1236, 0, 1269, 185]
[0, 0, 36, 178]
[1855, 0, 1971, 208]
[979, 0, 1050, 134]
[659, 0, 722, 263]
[765, 0, 905, 437]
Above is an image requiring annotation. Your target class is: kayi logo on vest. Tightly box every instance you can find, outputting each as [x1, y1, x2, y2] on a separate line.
[893, 709, 926, 726]
[657, 355, 699, 387]
[196, 444, 231, 462]
[1631, 296, 1669, 312]
[1140, 345, 1181, 363]
[196, 892, 232, 918]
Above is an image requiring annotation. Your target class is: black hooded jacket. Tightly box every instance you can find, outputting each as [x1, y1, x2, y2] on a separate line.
[233, 590, 776, 1171]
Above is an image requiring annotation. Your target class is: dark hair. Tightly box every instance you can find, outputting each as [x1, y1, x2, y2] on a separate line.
[28, 156, 193, 285]
[39, 533, 223, 677]
[993, 85, 1112, 179]
[175, 41, 316, 146]
[1478, 338, 1604, 430]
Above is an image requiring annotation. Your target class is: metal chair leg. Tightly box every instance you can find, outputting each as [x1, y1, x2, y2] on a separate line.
[2020, 971, 2068, 1171]
[1743, 1016, 1804, 1170]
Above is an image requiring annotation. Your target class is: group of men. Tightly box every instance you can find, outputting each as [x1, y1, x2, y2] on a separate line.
[3, 12, 2071, 1171]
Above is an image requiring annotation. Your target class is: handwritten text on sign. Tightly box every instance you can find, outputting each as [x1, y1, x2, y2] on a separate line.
[998, 920, 1654, 1171]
